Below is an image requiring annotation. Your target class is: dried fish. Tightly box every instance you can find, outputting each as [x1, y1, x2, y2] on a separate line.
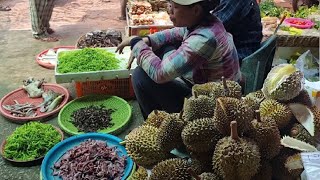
[46, 95, 64, 112]
[2, 101, 37, 117]
[77, 30, 122, 49]
[22, 77, 45, 98]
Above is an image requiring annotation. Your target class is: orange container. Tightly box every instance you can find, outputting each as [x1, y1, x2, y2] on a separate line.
[75, 76, 135, 99]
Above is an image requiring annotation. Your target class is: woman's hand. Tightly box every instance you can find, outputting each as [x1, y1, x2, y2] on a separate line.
[115, 35, 138, 54]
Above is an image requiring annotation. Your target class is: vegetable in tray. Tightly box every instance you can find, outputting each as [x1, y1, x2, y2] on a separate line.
[57, 48, 121, 73]
[3, 122, 62, 161]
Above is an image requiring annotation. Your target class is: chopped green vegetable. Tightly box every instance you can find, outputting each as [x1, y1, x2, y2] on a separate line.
[260, 0, 285, 18]
[57, 48, 121, 73]
[3, 122, 61, 161]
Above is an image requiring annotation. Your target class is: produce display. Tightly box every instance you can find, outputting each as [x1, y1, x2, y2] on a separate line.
[2, 78, 64, 117]
[128, 1, 153, 15]
[53, 139, 127, 180]
[3, 122, 62, 161]
[76, 30, 122, 49]
[70, 105, 115, 132]
[57, 48, 120, 73]
[120, 63, 319, 179]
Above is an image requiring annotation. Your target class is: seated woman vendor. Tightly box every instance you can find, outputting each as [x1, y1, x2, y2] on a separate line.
[116, 0, 241, 119]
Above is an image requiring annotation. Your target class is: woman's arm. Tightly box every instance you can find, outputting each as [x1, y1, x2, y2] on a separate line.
[132, 32, 217, 84]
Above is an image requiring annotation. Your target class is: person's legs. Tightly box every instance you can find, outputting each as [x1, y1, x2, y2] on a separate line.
[42, 0, 55, 34]
[132, 66, 191, 119]
[119, 0, 128, 20]
[29, 0, 45, 38]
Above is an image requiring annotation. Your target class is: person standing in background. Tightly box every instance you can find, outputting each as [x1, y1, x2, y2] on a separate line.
[119, 0, 128, 20]
[212, 0, 263, 63]
[29, 0, 58, 42]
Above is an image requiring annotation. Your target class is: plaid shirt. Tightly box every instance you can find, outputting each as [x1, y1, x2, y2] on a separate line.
[212, 0, 263, 60]
[132, 17, 241, 84]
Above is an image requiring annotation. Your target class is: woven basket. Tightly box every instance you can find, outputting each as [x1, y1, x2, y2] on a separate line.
[276, 35, 319, 47]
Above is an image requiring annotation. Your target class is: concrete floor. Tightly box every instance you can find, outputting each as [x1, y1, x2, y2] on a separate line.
[0, 18, 144, 180]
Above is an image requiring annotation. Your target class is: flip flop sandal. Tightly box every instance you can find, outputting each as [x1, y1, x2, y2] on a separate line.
[0, 6, 11, 11]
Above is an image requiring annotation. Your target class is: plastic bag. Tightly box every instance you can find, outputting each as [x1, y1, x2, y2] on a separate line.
[301, 152, 320, 180]
[295, 50, 320, 82]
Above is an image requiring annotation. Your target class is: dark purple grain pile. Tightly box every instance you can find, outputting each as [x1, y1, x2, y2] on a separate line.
[52, 139, 127, 180]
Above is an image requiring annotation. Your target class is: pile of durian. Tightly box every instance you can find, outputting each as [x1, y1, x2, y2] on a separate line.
[125, 64, 320, 180]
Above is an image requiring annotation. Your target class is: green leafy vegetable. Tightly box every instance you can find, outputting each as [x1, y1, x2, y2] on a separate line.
[57, 48, 121, 73]
[293, 5, 319, 18]
[260, 0, 285, 18]
[3, 122, 61, 161]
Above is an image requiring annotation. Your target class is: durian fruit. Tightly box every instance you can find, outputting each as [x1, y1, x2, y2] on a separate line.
[150, 158, 192, 180]
[184, 94, 216, 122]
[259, 99, 292, 129]
[246, 90, 265, 102]
[243, 90, 265, 111]
[211, 77, 242, 99]
[198, 172, 222, 180]
[192, 82, 220, 97]
[311, 106, 320, 137]
[262, 64, 303, 101]
[189, 170, 222, 180]
[246, 111, 281, 160]
[144, 110, 170, 128]
[285, 89, 313, 107]
[290, 123, 316, 146]
[124, 125, 169, 167]
[213, 121, 261, 180]
[271, 147, 300, 180]
[289, 103, 316, 136]
[182, 118, 223, 153]
[251, 161, 272, 180]
[158, 112, 186, 152]
[285, 153, 304, 178]
[213, 97, 253, 136]
[281, 135, 318, 152]
[131, 166, 148, 180]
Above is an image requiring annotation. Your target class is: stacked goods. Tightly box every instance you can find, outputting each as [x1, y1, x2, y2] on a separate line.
[76, 30, 122, 49]
[148, 0, 168, 11]
[131, 14, 155, 25]
[128, 1, 152, 15]
[122, 63, 319, 179]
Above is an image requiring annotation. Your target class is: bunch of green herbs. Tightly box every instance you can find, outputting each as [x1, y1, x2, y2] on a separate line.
[260, 0, 285, 18]
[3, 122, 61, 161]
[57, 48, 120, 73]
[293, 5, 319, 18]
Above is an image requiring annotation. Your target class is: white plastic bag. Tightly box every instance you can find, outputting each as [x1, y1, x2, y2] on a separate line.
[301, 152, 320, 180]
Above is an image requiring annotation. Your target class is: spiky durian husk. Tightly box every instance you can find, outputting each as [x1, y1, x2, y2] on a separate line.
[281, 135, 317, 152]
[131, 166, 148, 180]
[192, 82, 220, 97]
[271, 147, 299, 180]
[213, 97, 253, 136]
[311, 106, 320, 137]
[246, 90, 265, 102]
[150, 158, 192, 180]
[290, 123, 316, 146]
[144, 110, 170, 128]
[158, 113, 186, 152]
[213, 137, 261, 180]
[182, 118, 223, 153]
[263, 67, 303, 101]
[199, 172, 222, 180]
[184, 95, 215, 122]
[251, 161, 272, 180]
[211, 80, 242, 99]
[242, 96, 260, 111]
[259, 99, 292, 129]
[125, 125, 168, 167]
[284, 89, 313, 107]
[246, 118, 281, 160]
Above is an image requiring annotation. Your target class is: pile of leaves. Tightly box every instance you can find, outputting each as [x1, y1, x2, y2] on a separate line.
[260, 0, 285, 18]
[57, 48, 120, 73]
[53, 139, 127, 180]
[70, 105, 115, 132]
[3, 122, 61, 161]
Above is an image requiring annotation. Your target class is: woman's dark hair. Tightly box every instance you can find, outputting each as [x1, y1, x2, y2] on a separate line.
[198, 0, 220, 14]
